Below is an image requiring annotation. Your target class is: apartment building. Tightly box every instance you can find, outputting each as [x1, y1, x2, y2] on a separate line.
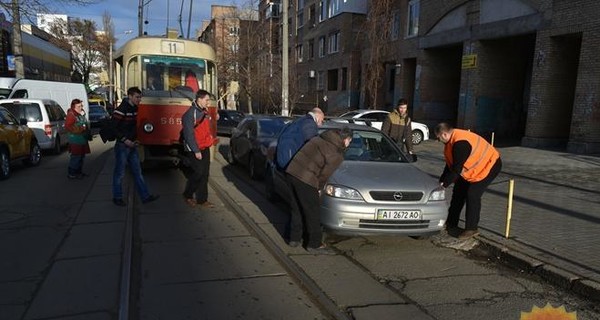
[284, 0, 599, 152]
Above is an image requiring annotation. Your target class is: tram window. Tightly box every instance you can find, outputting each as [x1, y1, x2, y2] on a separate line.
[140, 55, 213, 97]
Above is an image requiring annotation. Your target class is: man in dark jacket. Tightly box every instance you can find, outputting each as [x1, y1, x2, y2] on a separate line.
[286, 127, 352, 254]
[111, 87, 159, 206]
[382, 98, 414, 155]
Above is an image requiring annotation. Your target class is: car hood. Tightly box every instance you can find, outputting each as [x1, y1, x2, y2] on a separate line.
[328, 161, 439, 191]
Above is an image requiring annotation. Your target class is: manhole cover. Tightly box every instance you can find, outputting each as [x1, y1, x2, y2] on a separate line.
[0, 211, 26, 224]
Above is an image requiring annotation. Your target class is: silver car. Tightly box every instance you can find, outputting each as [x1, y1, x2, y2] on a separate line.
[265, 122, 448, 236]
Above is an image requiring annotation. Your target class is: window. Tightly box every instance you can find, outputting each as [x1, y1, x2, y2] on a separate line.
[341, 67, 347, 90]
[308, 4, 316, 27]
[407, 0, 419, 37]
[391, 10, 400, 40]
[298, 0, 305, 10]
[319, 1, 326, 22]
[308, 39, 315, 59]
[296, 44, 304, 62]
[317, 71, 325, 90]
[328, 0, 340, 18]
[297, 11, 304, 28]
[328, 31, 339, 54]
[318, 36, 326, 57]
[327, 69, 338, 91]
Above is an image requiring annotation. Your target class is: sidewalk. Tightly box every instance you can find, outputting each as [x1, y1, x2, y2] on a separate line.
[411, 140, 600, 300]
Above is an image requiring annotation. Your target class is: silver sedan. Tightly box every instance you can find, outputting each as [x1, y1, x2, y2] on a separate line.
[265, 122, 448, 237]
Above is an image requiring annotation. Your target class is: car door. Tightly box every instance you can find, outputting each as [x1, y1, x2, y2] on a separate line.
[359, 111, 388, 130]
[238, 120, 256, 166]
[0, 108, 27, 157]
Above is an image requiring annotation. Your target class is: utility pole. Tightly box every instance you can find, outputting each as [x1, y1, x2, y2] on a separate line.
[281, 0, 289, 116]
[138, 0, 144, 36]
[11, 0, 24, 78]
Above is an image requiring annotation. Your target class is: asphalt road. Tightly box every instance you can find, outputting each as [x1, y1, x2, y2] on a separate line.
[1, 135, 598, 319]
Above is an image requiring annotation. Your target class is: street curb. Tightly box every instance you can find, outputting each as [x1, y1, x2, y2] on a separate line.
[478, 235, 600, 302]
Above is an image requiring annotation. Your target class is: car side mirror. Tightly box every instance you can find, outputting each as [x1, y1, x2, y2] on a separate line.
[19, 118, 28, 125]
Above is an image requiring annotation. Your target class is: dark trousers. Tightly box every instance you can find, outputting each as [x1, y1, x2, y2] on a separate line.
[182, 148, 210, 203]
[447, 158, 502, 230]
[288, 175, 322, 248]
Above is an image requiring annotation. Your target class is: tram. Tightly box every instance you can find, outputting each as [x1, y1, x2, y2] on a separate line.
[113, 33, 218, 162]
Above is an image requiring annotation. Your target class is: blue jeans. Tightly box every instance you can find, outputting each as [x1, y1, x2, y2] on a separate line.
[112, 142, 151, 200]
[68, 154, 85, 175]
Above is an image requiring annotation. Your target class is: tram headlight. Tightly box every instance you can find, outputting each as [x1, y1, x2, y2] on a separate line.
[143, 123, 154, 133]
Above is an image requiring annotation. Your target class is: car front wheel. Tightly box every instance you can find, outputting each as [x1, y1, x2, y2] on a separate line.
[412, 130, 424, 145]
[227, 145, 237, 164]
[0, 149, 10, 180]
[24, 141, 41, 166]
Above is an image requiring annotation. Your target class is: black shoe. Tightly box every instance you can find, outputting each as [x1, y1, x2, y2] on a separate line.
[306, 245, 335, 255]
[113, 198, 127, 206]
[142, 194, 160, 204]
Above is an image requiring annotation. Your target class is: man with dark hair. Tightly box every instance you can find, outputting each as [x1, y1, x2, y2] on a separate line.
[111, 87, 159, 206]
[285, 127, 353, 254]
[382, 98, 414, 155]
[435, 122, 502, 239]
[180, 89, 217, 208]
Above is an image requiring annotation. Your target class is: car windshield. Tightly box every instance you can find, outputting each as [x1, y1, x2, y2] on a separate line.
[89, 106, 107, 114]
[321, 129, 407, 163]
[257, 118, 287, 138]
[228, 111, 245, 122]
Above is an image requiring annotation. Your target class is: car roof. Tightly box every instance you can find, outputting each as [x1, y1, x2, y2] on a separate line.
[321, 120, 381, 132]
[0, 98, 57, 104]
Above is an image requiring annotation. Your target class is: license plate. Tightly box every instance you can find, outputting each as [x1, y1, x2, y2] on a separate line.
[377, 209, 422, 220]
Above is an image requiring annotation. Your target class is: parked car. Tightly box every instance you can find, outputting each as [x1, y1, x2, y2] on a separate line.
[331, 109, 430, 145]
[0, 99, 68, 154]
[227, 115, 292, 180]
[89, 104, 110, 128]
[0, 106, 41, 179]
[217, 109, 245, 136]
[89, 97, 114, 115]
[265, 122, 448, 237]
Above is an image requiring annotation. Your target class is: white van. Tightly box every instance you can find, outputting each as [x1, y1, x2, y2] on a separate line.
[0, 77, 17, 99]
[8, 79, 89, 120]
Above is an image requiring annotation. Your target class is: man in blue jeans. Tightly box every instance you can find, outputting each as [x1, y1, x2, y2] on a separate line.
[111, 87, 159, 206]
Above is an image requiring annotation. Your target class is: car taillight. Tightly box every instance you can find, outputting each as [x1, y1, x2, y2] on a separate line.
[44, 124, 52, 137]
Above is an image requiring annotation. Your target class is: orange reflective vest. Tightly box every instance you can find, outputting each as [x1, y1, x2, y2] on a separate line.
[444, 129, 500, 182]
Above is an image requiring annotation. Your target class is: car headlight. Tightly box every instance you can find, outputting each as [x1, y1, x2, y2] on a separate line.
[428, 187, 446, 201]
[324, 184, 364, 200]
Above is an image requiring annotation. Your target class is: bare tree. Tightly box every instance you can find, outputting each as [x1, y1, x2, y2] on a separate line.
[48, 18, 104, 84]
[0, 0, 96, 79]
[362, 0, 394, 109]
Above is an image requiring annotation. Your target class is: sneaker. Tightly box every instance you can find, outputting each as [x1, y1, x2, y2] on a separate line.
[458, 229, 480, 240]
[184, 198, 197, 207]
[113, 198, 127, 206]
[288, 241, 301, 248]
[142, 194, 160, 204]
[199, 201, 215, 208]
[445, 225, 463, 237]
[306, 244, 335, 255]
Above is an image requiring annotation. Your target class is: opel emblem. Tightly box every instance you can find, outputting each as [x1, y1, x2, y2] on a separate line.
[393, 192, 403, 201]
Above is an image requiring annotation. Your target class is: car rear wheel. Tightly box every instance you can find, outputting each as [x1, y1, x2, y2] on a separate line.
[249, 154, 264, 180]
[53, 136, 61, 154]
[227, 145, 236, 164]
[0, 149, 10, 180]
[24, 141, 41, 166]
[264, 165, 279, 202]
[412, 130, 424, 145]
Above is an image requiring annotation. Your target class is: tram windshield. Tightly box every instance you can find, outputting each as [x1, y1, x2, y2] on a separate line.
[140, 55, 216, 100]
